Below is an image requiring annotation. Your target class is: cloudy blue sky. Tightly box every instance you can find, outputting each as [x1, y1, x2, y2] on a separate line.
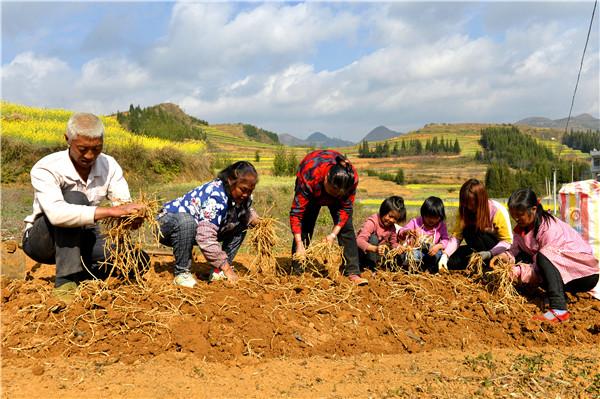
[2, 1, 598, 141]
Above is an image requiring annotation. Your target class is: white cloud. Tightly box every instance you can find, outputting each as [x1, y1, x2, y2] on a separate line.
[1, 52, 74, 106]
[146, 3, 359, 79]
[78, 57, 149, 91]
[1, 2, 598, 141]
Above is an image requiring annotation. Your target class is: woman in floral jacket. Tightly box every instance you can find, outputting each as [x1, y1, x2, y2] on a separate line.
[158, 161, 259, 288]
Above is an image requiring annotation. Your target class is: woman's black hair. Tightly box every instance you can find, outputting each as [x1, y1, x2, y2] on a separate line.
[507, 188, 554, 236]
[217, 161, 258, 196]
[379, 195, 407, 223]
[327, 155, 355, 195]
[420, 196, 446, 221]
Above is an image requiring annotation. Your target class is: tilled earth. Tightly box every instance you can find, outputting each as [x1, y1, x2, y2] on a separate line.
[2, 254, 599, 398]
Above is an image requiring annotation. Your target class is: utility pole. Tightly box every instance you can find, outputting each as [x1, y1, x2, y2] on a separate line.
[571, 161, 574, 182]
[553, 167, 557, 215]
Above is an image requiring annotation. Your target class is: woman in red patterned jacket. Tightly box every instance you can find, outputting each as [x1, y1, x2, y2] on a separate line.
[290, 150, 368, 285]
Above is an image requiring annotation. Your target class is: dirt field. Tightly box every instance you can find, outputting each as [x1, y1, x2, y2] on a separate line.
[2, 254, 600, 398]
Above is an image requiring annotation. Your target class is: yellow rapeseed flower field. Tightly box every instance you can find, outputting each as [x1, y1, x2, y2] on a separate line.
[1, 102, 205, 153]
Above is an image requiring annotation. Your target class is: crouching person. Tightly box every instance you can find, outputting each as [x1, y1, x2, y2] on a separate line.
[492, 188, 600, 323]
[357, 196, 406, 271]
[158, 161, 259, 287]
[22, 113, 146, 303]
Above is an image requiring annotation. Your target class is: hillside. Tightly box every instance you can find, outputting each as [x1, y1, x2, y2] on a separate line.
[361, 125, 403, 142]
[340, 122, 592, 200]
[516, 113, 600, 131]
[211, 123, 279, 145]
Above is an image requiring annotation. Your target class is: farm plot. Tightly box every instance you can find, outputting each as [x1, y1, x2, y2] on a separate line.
[2, 254, 599, 398]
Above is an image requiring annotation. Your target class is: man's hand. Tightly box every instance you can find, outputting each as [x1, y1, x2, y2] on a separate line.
[114, 203, 144, 217]
[428, 243, 443, 256]
[95, 202, 145, 221]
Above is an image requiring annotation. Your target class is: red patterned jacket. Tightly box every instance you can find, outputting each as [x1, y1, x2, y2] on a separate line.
[289, 150, 358, 235]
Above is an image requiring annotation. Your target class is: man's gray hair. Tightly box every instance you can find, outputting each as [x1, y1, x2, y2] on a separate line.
[66, 113, 104, 141]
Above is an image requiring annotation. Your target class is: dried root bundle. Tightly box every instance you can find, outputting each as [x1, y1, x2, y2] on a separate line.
[101, 194, 161, 285]
[247, 218, 284, 275]
[382, 229, 433, 272]
[402, 229, 434, 249]
[487, 257, 523, 304]
[294, 240, 344, 279]
[466, 252, 484, 278]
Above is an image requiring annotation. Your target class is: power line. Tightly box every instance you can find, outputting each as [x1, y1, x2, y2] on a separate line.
[564, 0, 598, 135]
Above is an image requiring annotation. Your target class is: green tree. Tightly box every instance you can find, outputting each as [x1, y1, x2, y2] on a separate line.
[272, 146, 288, 176]
[394, 168, 405, 185]
[286, 151, 299, 175]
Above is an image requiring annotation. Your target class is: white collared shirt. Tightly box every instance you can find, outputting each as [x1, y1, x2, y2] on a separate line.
[24, 150, 131, 230]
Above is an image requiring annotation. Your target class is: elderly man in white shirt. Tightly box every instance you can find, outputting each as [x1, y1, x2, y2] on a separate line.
[22, 112, 145, 303]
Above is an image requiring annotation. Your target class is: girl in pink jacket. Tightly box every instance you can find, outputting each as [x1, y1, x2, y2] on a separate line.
[357, 196, 406, 271]
[398, 196, 449, 273]
[494, 188, 599, 323]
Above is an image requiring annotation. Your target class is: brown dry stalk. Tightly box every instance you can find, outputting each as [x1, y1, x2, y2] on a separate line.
[101, 193, 161, 286]
[4, 278, 207, 355]
[487, 257, 524, 306]
[293, 240, 344, 280]
[247, 218, 284, 275]
[466, 252, 484, 278]
[382, 229, 433, 272]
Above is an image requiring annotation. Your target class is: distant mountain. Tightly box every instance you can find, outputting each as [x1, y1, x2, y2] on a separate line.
[279, 132, 354, 148]
[305, 132, 354, 148]
[516, 113, 600, 131]
[361, 125, 403, 142]
[279, 133, 307, 146]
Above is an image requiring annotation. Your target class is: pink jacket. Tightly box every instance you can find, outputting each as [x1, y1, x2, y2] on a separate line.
[356, 214, 398, 252]
[508, 216, 599, 285]
[398, 217, 449, 248]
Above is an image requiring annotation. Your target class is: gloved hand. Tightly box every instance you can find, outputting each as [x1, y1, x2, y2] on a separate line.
[477, 251, 492, 261]
[438, 253, 449, 272]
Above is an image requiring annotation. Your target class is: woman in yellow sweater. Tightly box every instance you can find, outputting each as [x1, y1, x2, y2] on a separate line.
[438, 179, 513, 270]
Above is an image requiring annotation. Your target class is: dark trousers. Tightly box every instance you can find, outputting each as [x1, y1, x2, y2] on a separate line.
[536, 252, 600, 310]
[22, 191, 106, 287]
[291, 202, 360, 276]
[358, 234, 380, 271]
[448, 226, 499, 270]
[158, 212, 246, 275]
[412, 248, 443, 273]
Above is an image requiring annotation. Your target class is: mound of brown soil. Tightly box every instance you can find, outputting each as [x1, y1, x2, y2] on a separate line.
[3, 256, 599, 363]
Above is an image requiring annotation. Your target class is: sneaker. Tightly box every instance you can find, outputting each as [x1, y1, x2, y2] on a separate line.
[209, 268, 227, 282]
[173, 272, 197, 288]
[348, 274, 368, 286]
[52, 281, 77, 304]
[531, 309, 570, 323]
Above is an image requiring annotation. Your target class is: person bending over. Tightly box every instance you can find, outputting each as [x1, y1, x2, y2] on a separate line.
[158, 161, 259, 287]
[290, 150, 368, 285]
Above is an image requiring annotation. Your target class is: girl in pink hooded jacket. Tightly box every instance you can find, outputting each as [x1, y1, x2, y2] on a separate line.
[397, 196, 449, 273]
[493, 188, 599, 323]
